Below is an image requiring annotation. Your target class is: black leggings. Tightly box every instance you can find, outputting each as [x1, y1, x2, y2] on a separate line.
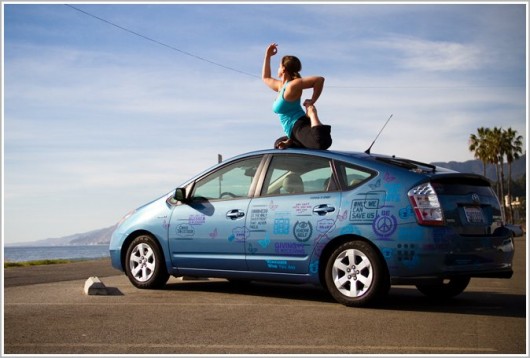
[288, 116, 332, 150]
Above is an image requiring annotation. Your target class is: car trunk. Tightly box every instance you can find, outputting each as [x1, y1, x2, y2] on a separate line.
[430, 174, 503, 236]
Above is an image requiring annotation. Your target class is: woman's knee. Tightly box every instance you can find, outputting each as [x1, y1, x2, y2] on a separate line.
[315, 137, 332, 150]
[312, 125, 332, 149]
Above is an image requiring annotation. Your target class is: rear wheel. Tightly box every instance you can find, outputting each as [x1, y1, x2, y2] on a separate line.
[125, 234, 169, 289]
[416, 277, 470, 298]
[324, 240, 389, 307]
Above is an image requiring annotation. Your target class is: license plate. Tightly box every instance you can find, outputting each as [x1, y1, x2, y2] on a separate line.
[464, 206, 485, 223]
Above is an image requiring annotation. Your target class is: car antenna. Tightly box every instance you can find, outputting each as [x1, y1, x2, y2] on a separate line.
[365, 114, 393, 154]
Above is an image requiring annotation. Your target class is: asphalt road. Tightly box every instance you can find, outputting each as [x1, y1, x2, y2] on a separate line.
[3, 236, 527, 355]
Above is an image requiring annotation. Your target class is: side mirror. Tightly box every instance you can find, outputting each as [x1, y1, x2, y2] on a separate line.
[174, 188, 187, 203]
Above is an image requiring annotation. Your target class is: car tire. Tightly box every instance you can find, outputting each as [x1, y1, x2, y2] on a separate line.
[324, 240, 389, 307]
[125, 234, 169, 289]
[415, 277, 470, 298]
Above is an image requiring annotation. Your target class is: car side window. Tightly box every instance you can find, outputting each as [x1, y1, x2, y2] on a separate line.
[339, 162, 374, 189]
[191, 157, 262, 201]
[262, 155, 337, 196]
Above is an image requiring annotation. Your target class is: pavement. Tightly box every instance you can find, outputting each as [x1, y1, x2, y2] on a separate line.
[3, 236, 527, 355]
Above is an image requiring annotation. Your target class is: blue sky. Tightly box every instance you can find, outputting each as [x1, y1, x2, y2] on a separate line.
[3, 2, 527, 244]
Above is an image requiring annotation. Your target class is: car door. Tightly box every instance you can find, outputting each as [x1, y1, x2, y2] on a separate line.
[168, 156, 263, 271]
[245, 154, 341, 274]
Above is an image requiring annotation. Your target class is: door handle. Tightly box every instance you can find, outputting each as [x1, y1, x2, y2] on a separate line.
[313, 205, 335, 215]
[226, 209, 245, 220]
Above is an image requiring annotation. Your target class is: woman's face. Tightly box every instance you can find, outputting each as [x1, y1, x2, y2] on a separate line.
[277, 63, 285, 78]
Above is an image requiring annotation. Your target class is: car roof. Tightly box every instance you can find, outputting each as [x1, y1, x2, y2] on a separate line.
[234, 148, 370, 161]
[231, 148, 455, 175]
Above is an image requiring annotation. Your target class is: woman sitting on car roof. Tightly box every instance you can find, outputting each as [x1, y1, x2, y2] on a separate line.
[262, 43, 332, 150]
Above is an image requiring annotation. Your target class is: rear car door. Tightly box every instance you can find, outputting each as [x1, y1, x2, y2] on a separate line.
[245, 153, 341, 274]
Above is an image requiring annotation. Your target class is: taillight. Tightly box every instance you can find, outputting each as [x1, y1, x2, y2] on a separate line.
[408, 182, 445, 226]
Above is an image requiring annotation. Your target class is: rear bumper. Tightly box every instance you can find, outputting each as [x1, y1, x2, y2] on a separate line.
[468, 268, 513, 278]
[392, 267, 513, 285]
[387, 225, 514, 281]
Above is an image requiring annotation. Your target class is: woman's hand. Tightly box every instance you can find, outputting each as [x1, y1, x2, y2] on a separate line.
[265, 43, 278, 57]
[303, 99, 314, 107]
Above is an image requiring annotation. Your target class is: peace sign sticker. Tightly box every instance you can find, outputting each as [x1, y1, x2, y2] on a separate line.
[372, 210, 397, 238]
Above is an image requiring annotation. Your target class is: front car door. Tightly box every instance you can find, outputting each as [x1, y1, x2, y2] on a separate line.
[168, 156, 263, 272]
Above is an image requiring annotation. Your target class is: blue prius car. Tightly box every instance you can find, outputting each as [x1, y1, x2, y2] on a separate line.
[109, 149, 514, 306]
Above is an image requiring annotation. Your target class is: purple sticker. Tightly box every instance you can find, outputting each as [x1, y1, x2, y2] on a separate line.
[189, 214, 205, 225]
[274, 242, 306, 256]
[317, 219, 335, 233]
[231, 226, 250, 242]
[372, 210, 397, 238]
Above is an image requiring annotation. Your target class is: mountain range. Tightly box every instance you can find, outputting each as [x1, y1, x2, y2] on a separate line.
[9, 154, 525, 247]
[8, 225, 118, 247]
[432, 153, 526, 182]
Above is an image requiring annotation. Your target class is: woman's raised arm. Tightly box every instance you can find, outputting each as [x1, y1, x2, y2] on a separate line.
[262, 43, 281, 91]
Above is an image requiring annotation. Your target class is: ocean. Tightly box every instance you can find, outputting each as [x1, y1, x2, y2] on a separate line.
[3, 245, 110, 263]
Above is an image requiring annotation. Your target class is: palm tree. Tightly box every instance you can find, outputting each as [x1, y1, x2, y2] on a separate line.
[469, 127, 491, 176]
[487, 127, 505, 216]
[503, 128, 523, 223]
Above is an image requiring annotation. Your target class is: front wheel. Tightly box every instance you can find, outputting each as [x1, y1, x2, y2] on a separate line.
[125, 234, 169, 289]
[324, 240, 389, 307]
[416, 277, 470, 299]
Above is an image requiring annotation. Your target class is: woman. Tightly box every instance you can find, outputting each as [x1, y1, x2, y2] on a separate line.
[262, 43, 332, 150]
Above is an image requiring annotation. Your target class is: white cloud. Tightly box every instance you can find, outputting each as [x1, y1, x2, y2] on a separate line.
[367, 35, 483, 72]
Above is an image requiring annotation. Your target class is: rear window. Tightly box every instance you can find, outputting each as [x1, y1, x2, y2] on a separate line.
[335, 161, 375, 190]
[431, 180, 493, 196]
[344, 166, 372, 189]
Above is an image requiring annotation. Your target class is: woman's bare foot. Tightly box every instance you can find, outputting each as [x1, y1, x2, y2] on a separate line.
[305, 104, 323, 127]
[276, 138, 293, 149]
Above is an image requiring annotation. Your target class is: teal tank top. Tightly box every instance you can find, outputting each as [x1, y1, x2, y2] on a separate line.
[272, 81, 305, 137]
